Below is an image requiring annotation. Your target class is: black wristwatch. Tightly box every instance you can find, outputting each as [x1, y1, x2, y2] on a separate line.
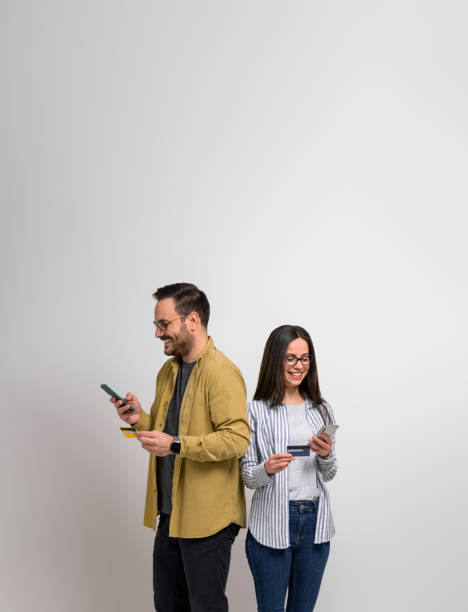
[170, 435, 181, 454]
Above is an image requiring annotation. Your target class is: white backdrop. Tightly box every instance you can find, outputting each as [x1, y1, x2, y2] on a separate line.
[2, 1, 467, 611]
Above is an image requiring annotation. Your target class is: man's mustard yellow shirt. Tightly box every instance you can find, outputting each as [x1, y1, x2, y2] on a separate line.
[134, 337, 250, 538]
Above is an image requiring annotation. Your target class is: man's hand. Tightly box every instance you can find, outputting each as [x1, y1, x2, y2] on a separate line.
[308, 433, 332, 458]
[111, 392, 142, 425]
[264, 453, 295, 475]
[136, 430, 174, 456]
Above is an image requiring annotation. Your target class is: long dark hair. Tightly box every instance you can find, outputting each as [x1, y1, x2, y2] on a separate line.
[254, 325, 330, 421]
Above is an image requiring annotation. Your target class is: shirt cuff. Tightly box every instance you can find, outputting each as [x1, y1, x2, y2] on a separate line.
[253, 462, 274, 486]
[317, 452, 335, 466]
[133, 410, 151, 431]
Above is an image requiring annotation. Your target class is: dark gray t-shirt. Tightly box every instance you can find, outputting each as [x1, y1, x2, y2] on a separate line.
[156, 360, 196, 515]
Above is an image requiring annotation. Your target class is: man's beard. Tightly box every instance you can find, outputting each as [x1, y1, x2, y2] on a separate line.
[162, 327, 194, 359]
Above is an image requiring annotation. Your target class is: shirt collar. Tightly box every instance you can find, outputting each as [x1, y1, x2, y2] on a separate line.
[169, 336, 214, 371]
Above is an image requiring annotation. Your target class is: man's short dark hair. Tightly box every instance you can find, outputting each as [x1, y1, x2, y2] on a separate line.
[153, 283, 210, 328]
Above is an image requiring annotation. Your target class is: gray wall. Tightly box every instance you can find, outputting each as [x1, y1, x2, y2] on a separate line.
[2, 1, 467, 610]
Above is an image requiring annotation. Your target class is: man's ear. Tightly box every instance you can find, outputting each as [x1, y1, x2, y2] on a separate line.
[186, 311, 200, 331]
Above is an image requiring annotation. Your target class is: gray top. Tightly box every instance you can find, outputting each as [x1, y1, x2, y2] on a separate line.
[156, 360, 196, 515]
[287, 402, 320, 501]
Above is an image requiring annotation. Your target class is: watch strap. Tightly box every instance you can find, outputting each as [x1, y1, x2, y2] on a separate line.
[170, 435, 181, 454]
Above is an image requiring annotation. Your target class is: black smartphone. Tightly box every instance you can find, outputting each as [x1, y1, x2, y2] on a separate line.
[100, 383, 135, 412]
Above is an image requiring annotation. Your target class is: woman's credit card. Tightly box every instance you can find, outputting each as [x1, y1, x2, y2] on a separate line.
[287, 445, 310, 457]
[120, 427, 137, 438]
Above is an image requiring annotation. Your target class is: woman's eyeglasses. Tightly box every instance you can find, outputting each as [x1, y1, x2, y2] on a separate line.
[284, 354, 313, 366]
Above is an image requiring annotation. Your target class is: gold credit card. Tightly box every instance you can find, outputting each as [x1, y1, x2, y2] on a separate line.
[120, 427, 137, 439]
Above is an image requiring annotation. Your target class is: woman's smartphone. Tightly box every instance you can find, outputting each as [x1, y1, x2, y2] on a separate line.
[100, 383, 135, 412]
[316, 424, 339, 437]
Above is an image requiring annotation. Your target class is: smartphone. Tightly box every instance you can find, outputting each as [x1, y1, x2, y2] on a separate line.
[316, 424, 339, 437]
[100, 383, 135, 413]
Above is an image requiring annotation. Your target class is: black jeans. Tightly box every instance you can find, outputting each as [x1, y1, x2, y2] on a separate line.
[153, 513, 240, 612]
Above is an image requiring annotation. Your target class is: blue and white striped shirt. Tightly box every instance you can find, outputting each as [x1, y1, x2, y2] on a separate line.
[240, 399, 337, 548]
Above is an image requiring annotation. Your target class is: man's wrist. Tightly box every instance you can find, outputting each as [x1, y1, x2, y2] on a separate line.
[170, 435, 181, 454]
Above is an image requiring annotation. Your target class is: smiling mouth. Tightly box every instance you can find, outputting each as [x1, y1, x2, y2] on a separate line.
[288, 372, 303, 378]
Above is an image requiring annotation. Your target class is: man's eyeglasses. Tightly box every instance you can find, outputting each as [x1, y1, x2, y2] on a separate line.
[153, 314, 186, 331]
[284, 354, 313, 366]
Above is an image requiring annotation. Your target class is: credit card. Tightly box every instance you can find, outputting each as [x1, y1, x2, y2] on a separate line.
[120, 426, 137, 439]
[287, 445, 310, 457]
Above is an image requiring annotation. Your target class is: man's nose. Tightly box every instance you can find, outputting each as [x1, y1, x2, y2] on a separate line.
[155, 326, 164, 338]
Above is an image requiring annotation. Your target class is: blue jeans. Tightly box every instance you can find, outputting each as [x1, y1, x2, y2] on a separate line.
[246, 500, 330, 612]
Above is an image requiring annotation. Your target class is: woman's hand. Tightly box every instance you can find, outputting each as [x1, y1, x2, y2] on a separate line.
[308, 433, 332, 458]
[264, 453, 295, 475]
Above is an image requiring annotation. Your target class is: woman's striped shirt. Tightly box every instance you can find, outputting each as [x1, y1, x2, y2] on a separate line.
[240, 398, 337, 548]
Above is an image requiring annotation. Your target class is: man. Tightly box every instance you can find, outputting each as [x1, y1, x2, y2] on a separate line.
[111, 283, 250, 612]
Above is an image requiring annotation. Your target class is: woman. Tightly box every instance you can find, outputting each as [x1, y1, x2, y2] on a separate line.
[241, 325, 337, 612]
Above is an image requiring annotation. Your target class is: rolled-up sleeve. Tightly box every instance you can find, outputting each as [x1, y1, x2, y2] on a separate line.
[317, 450, 337, 482]
[180, 365, 250, 462]
[316, 401, 337, 482]
[241, 407, 274, 489]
